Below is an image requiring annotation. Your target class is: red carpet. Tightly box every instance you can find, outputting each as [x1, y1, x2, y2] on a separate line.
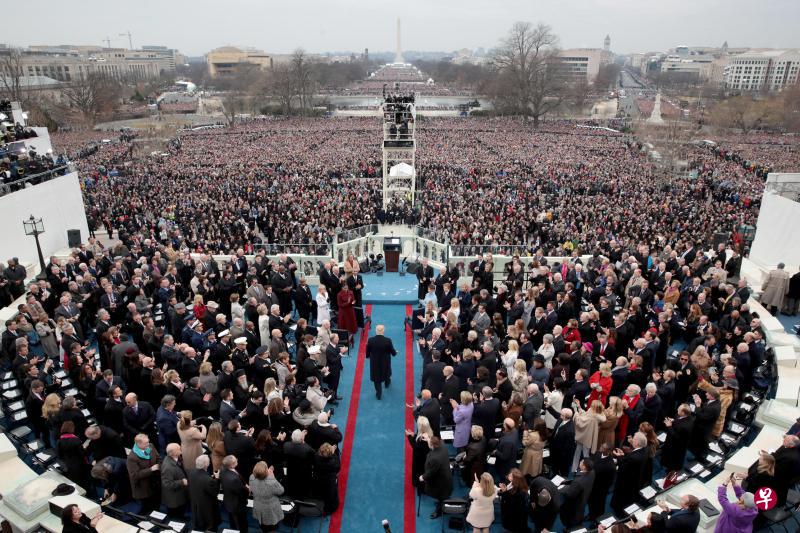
[329, 304, 372, 533]
[404, 304, 416, 533]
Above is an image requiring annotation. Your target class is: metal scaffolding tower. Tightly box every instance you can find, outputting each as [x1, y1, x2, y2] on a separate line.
[381, 96, 416, 208]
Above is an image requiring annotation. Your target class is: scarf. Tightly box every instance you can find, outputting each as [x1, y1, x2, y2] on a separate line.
[617, 393, 640, 441]
[133, 444, 151, 460]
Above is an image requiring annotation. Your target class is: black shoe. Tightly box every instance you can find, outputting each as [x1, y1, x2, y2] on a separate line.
[328, 400, 339, 406]
[376, 393, 382, 400]
[429, 511, 441, 519]
[329, 408, 335, 417]
[335, 395, 343, 400]
[385, 380, 391, 389]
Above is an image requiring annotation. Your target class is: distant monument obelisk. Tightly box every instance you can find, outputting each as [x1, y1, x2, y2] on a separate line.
[394, 17, 404, 64]
[647, 92, 665, 125]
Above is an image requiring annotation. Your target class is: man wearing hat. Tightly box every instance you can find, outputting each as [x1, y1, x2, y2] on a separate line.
[202, 301, 219, 331]
[189, 320, 205, 352]
[210, 329, 232, 370]
[231, 337, 252, 372]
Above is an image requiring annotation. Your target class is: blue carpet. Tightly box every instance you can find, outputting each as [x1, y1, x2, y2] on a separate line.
[339, 304, 409, 531]
[361, 272, 419, 304]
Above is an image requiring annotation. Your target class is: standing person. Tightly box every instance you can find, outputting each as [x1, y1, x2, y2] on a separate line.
[498, 468, 529, 533]
[610, 432, 649, 516]
[56, 421, 90, 490]
[760, 262, 791, 315]
[177, 410, 207, 473]
[572, 400, 606, 472]
[588, 444, 616, 521]
[161, 443, 189, 519]
[313, 443, 341, 515]
[315, 285, 330, 325]
[366, 325, 397, 399]
[250, 461, 285, 532]
[406, 416, 434, 492]
[661, 404, 694, 476]
[466, 473, 497, 533]
[528, 475, 560, 532]
[714, 475, 758, 533]
[417, 259, 434, 303]
[220, 455, 249, 533]
[451, 391, 475, 450]
[126, 433, 160, 514]
[420, 436, 452, 519]
[784, 268, 800, 316]
[335, 282, 357, 337]
[560, 458, 596, 529]
[689, 389, 721, 462]
[187, 455, 220, 533]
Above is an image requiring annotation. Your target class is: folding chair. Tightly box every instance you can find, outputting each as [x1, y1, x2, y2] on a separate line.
[440, 498, 469, 532]
[292, 499, 326, 533]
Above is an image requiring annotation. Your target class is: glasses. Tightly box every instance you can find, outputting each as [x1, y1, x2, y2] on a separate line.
[679, 357, 689, 361]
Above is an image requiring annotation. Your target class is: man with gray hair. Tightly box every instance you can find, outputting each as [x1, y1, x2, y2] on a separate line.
[611, 431, 650, 515]
[522, 383, 543, 427]
[161, 443, 188, 518]
[220, 455, 248, 533]
[547, 406, 575, 476]
[187, 454, 220, 531]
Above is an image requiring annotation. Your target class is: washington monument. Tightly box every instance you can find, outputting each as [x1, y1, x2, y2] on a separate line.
[394, 17, 404, 64]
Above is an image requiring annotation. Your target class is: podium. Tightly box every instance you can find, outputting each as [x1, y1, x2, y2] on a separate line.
[384, 237, 401, 273]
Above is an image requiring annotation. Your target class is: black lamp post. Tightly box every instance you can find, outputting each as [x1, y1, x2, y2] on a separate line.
[23, 214, 46, 276]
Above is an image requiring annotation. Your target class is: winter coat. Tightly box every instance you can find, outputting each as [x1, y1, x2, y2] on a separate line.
[250, 475, 285, 526]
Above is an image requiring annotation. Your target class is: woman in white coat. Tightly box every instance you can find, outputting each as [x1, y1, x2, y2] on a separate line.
[316, 285, 331, 325]
[465, 472, 497, 533]
[257, 304, 271, 346]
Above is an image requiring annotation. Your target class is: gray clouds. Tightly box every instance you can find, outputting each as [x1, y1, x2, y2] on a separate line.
[7, 0, 799, 56]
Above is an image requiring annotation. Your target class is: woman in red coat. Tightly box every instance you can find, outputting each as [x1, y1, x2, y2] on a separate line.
[588, 361, 613, 407]
[336, 282, 358, 338]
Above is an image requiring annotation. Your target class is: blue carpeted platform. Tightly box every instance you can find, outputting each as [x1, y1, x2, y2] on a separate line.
[361, 272, 419, 304]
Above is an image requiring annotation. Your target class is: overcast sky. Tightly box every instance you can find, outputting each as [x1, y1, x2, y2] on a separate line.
[6, 0, 799, 57]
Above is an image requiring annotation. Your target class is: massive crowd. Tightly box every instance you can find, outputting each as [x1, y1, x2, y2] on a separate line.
[3, 240, 368, 531]
[54, 116, 789, 260]
[0, 112, 799, 531]
[2, 227, 799, 531]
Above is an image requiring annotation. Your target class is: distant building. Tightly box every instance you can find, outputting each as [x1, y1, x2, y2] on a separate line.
[723, 49, 800, 92]
[557, 48, 612, 83]
[0, 45, 177, 82]
[604, 35, 611, 52]
[206, 46, 272, 77]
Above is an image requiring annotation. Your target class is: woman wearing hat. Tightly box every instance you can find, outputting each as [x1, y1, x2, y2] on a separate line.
[715, 474, 758, 533]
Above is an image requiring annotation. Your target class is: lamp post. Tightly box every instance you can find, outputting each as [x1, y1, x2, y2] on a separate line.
[23, 215, 46, 276]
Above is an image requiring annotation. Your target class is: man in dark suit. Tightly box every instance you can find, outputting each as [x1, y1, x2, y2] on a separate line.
[560, 458, 595, 528]
[219, 389, 240, 427]
[661, 404, 694, 474]
[223, 420, 256, 480]
[472, 387, 501, 441]
[657, 494, 701, 532]
[294, 278, 314, 321]
[439, 367, 460, 425]
[85, 424, 126, 462]
[494, 419, 521, 479]
[220, 455, 249, 533]
[588, 446, 616, 521]
[188, 455, 220, 532]
[122, 393, 155, 443]
[283, 429, 315, 499]
[413, 389, 441, 437]
[306, 411, 343, 450]
[416, 259, 434, 302]
[610, 433, 649, 516]
[421, 351, 446, 400]
[25, 381, 47, 444]
[366, 324, 397, 399]
[547, 405, 576, 476]
[689, 389, 721, 462]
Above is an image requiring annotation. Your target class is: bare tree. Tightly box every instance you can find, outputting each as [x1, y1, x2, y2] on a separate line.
[61, 73, 122, 125]
[567, 77, 590, 113]
[490, 22, 565, 127]
[269, 63, 296, 115]
[0, 48, 29, 104]
[710, 95, 772, 134]
[291, 49, 316, 114]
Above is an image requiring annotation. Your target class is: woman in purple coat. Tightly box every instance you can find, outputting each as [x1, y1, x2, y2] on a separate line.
[451, 391, 474, 450]
[714, 475, 758, 533]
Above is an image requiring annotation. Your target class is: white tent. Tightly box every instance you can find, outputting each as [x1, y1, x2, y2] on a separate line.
[389, 162, 415, 177]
